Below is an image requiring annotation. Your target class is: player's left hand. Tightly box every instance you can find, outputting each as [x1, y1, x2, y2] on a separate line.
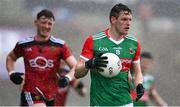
[9, 72, 24, 85]
[58, 76, 70, 88]
[136, 83, 144, 101]
[75, 81, 87, 96]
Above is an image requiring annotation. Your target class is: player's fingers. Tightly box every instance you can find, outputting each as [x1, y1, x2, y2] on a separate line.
[97, 64, 107, 67]
[99, 56, 108, 60]
[19, 73, 24, 76]
[97, 60, 108, 64]
[97, 68, 104, 72]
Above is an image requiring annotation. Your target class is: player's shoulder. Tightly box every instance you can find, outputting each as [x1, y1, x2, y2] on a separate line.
[18, 36, 34, 45]
[125, 35, 138, 42]
[50, 36, 65, 45]
[92, 30, 106, 40]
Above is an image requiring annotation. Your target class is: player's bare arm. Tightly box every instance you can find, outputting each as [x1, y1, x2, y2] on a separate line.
[150, 88, 168, 106]
[132, 62, 144, 101]
[64, 55, 77, 80]
[133, 62, 143, 86]
[6, 51, 17, 73]
[74, 58, 89, 79]
[6, 51, 24, 85]
[58, 55, 77, 88]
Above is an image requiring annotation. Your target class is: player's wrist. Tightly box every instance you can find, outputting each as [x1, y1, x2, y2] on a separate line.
[136, 83, 144, 89]
[136, 82, 143, 87]
[8, 70, 16, 76]
[85, 59, 92, 69]
[65, 75, 72, 81]
[58, 75, 71, 88]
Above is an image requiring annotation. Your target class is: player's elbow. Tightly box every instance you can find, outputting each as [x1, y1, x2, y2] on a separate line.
[7, 51, 17, 61]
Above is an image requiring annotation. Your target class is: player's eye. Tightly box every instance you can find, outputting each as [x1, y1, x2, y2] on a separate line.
[48, 22, 53, 26]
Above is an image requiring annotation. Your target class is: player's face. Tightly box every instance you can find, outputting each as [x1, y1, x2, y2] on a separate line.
[112, 11, 132, 35]
[35, 16, 55, 38]
[140, 58, 153, 74]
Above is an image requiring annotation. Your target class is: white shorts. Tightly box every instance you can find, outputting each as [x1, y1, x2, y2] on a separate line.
[120, 102, 133, 107]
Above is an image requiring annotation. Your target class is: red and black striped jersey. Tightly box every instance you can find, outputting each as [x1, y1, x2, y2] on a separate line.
[13, 36, 72, 100]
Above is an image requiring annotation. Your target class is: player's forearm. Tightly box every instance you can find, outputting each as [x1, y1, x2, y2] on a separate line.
[66, 65, 76, 81]
[75, 62, 89, 79]
[135, 71, 143, 86]
[133, 63, 143, 86]
[154, 97, 168, 106]
[6, 52, 17, 73]
[151, 89, 168, 106]
[65, 56, 77, 80]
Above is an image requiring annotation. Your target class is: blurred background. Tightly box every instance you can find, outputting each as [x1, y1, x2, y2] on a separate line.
[0, 0, 180, 106]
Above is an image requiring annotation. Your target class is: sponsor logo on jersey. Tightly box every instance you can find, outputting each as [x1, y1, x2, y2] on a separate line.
[113, 47, 122, 55]
[113, 47, 122, 50]
[98, 47, 108, 52]
[121, 58, 132, 64]
[29, 56, 54, 69]
[115, 50, 120, 55]
[120, 58, 132, 71]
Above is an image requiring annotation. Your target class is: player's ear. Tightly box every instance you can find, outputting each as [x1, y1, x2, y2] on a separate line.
[110, 16, 117, 24]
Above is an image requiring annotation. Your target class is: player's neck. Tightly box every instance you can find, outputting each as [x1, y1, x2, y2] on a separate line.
[35, 35, 50, 42]
[108, 28, 125, 41]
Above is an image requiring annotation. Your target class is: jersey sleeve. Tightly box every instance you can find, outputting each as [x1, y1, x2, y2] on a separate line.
[132, 39, 141, 63]
[80, 35, 94, 60]
[61, 43, 72, 60]
[13, 42, 23, 58]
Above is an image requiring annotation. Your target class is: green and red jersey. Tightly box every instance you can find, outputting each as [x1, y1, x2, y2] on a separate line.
[80, 29, 141, 106]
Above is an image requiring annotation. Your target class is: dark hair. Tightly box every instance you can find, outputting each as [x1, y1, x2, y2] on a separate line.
[37, 9, 55, 21]
[141, 51, 153, 59]
[109, 3, 132, 20]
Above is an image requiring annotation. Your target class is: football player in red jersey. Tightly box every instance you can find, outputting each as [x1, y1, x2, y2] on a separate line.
[54, 60, 87, 106]
[6, 9, 76, 106]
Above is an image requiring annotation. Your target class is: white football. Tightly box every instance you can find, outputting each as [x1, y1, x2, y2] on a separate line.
[99, 53, 122, 78]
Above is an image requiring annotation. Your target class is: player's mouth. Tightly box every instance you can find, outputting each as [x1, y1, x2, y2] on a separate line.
[125, 27, 129, 30]
[40, 30, 50, 37]
[124, 27, 129, 31]
[42, 30, 50, 34]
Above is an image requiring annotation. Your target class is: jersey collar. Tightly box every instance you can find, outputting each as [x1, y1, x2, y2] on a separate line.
[34, 35, 51, 42]
[105, 28, 125, 45]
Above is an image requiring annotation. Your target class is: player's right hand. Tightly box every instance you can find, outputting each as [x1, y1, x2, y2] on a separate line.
[85, 53, 108, 71]
[9, 72, 24, 85]
[136, 83, 145, 101]
[58, 76, 70, 88]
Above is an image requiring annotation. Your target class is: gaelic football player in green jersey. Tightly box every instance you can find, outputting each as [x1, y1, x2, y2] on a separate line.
[75, 3, 144, 106]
